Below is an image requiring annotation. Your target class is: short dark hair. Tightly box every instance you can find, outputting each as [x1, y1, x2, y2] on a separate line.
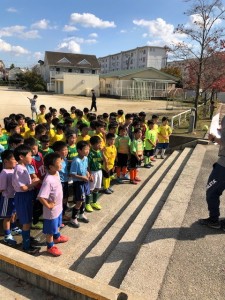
[45, 112, 52, 121]
[8, 133, 24, 146]
[108, 122, 118, 130]
[1, 150, 14, 162]
[133, 128, 142, 134]
[152, 114, 159, 120]
[102, 113, 109, 119]
[106, 133, 115, 140]
[56, 123, 65, 131]
[118, 125, 127, 133]
[35, 124, 46, 135]
[39, 134, 50, 143]
[27, 119, 36, 126]
[147, 120, 154, 126]
[80, 123, 88, 131]
[14, 144, 32, 161]
[24, 137, 38, 147]
[76, 141, 89, 151]
[44, 152, 61, 171]
[7, 121, 19, 131]
[65, 129, 76, 140]
[83, 107, 89, 113]
[15, 114, 25, 121]
[125, 113, 133, 120]
[52, 118, 60, 127]
[40, 104, 46, 109]
[117, 110, 124, 116]
[90, 135, 101, 145]
[52, 141, 67, 152]
[162, 116, 169, 122]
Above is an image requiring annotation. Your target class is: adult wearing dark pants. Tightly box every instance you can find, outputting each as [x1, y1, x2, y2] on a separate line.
[90, 89, 97, 112]
[199, 116, 225, 229]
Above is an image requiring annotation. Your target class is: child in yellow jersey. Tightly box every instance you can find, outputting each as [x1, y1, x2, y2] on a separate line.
[36, 105, 47, 124]
[155, 116, 172, 159]
[116, 110, 125, 125]
[77, 123, 91, 144]
[144, 121, 157, 168]
[24, 120, 36, 139]
[129, 128, 144, 184]
[50, 123, 65, 144]
[70, 106, 76, 120]
[102, 133, 117, 194]
[15, 114, 29, 137]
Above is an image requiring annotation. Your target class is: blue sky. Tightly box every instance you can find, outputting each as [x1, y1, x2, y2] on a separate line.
[0, 0, 209, 67]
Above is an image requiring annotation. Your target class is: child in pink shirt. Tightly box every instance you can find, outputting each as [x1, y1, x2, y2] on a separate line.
[38, 152, 69, 256]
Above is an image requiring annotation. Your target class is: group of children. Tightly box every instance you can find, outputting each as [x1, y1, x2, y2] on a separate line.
[0, 100, 172, 256]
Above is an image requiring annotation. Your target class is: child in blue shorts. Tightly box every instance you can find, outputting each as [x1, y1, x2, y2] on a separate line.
[70, 141, 91, 228]
[0, 150, 17, 245]
[38, 152, 69, 256]
[12, 144, 40, 254]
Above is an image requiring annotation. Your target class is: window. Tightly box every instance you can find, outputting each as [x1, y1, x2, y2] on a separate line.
[68, 69, 72, 73]
[143, 50, 146, 54]
[56, 67, 60, 72]
[80, 69, 84, 73]
[143, 57, 145, 62]
[92, 70, 95, 74]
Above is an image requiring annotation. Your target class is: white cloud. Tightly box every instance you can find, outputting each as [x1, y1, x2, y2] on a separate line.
[0, 26, 40, 39]
[89, 32, 98, 38]
[31, 19, 50, 30]
[120, 29, 127, 34]
[6, 7, 18, 13]
[133, 18, 184, 46]
[0, 39, 29, 55]
[70, 13, 116, 28]
[33, 51, 43, 60]
[57, 40, 81, 53]
[63, 25, 78, 32]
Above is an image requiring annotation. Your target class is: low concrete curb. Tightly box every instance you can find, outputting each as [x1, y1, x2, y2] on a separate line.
[0, 244, 142, 300]
[120, 144, 207, 299]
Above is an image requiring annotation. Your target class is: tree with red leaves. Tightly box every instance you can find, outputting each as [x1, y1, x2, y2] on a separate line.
[173, 0, 225, 127]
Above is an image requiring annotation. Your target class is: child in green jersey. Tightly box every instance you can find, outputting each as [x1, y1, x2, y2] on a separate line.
[86, 136, 103, 212]
[144, 121, 157, 168]
[39, 135, 54, 157]
[129, 128, 144, 184]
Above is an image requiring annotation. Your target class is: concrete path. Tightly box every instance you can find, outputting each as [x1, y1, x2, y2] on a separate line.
[156, 143, 225, 300]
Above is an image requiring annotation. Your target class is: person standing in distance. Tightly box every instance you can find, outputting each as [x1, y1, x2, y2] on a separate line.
[90, 89, 97, 112]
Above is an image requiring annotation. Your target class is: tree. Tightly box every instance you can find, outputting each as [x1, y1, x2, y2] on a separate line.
[173, 0, 225, 127]
[16, 70, 46, 92]
[9, 63, 15, 70]
[161, 66, 183, 87]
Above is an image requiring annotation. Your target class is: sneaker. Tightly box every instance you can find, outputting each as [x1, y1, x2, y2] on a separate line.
[47, 246, 62, 256]
[130, 180, 138, 185]
[91, 202, 102, 210]
[60, 223, 65, 229]
[85, 203, 94, 212]
[122, 174, 130, 180]
[104, 188, 112, 194]
[31, 222, 43, 229]
[144, 164, 151, 169]
[117, 178, 124, 184]
[11, 227, 22, 235]
[79, 214, 89, 223]
[161, 156, 165, 159]
[150, 157, 156, 162]
[23, 246, 40, 255]
[198, 217, 221, 229]
[70, 218, 80, 228]
[53, 235, 69, 244]
[30, 236, 40, 245]
[4, 234, 17, 246]
[134, 177, 141, 182]
[108, 187, 114, 193]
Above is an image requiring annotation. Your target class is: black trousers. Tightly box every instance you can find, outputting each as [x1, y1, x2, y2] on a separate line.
[90, 101, 97, 111]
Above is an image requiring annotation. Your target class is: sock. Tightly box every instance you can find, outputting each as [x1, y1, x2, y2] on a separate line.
[72, 207, 79, 220]
[130, 169, 135, 181]
[4, 229, 11, 237]
[22, 230, 30, 250]
[93, 192, 98, 203]
[155, 149, 159, 156]
[86, 194, 91, 205]
[53, 232, 60, 239]
[161, 149, 166, 156]
[116, 167, 121, 178]
[134, 169, 137, 178]
[79, 202, 85, 215]
[47, 241, 54, 249]
[11, 222, 17, 229]
[63, 203, 67, 215]
[122, 167, 127, 176]
[144, 156, 148, 165]
[103, 177, 110, 189]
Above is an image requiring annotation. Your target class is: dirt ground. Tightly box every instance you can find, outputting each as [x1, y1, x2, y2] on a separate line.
[0, 86, 187, 126]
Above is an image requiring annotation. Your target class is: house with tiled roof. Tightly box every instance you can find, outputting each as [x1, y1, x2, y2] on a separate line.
[39, 51, 100, 94]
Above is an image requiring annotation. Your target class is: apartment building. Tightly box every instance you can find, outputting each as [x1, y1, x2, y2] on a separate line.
[98, 46, 167, 74]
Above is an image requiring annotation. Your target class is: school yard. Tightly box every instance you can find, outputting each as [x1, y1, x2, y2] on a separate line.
[0, 86, 183, 126]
